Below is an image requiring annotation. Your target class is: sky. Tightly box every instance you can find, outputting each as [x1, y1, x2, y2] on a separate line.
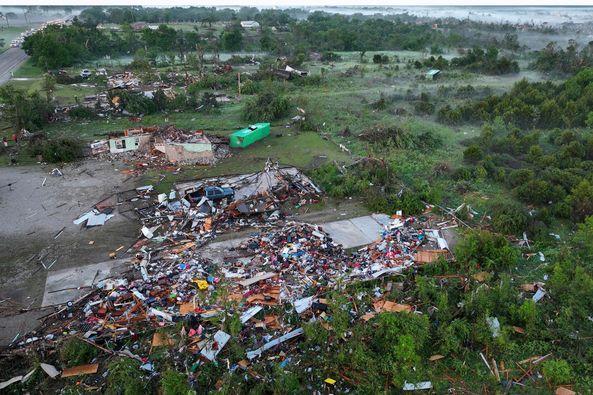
[6, 1, 593, 6]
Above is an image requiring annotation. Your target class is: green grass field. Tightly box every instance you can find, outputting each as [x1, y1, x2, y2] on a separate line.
[2, 49, 564, 212]
[11, 58, 43, 78]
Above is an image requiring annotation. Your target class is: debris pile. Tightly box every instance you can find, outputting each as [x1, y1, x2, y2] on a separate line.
[107, 72, 140, 90]
[136, 166, 322, 246]
[89, 125, 231, 168]
[5, 166, 457, 392]
[7, 214, 441, 363]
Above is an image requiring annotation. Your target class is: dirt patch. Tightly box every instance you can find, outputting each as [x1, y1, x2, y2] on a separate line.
[309, 154, 329, 168]
[290, 197, 370, 223]
[0, 159, 142, 312]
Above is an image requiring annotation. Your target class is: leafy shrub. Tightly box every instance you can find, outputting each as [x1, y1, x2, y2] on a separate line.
[292, 74, 323, 87]
[115, 91, 156, 115]
[490, 200, 528, 234]
[455, 230, 520, 272]
[463, 145, 484, 163]
[359, 125, 411, 148]
[69, 106, 97, 120]
[542, 359, 573, 385]
[189, 73, 236, 91]
[41, 138, 83, 163]
[106, 358, 144, 395]
[199, 92, 220, 113]
[414, 100, 434, 115]
[242, 89, 290, 122]
[240, 79, 258, 95]
[372, 54, 389, 64]
[59, 338, 98, 367]
[160, 369, 189, 395]
[322, 51, 341, 61]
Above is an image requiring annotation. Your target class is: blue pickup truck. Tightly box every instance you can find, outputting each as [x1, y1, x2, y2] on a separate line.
[188, 186, 235, 203]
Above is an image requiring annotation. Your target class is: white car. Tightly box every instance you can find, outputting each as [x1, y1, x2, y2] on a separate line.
[80, 69, 92, 78]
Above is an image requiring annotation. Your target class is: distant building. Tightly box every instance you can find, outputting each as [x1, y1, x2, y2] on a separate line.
[131, 22, 148, 31]
[426, 69, 441, 80]
[240, 21, 260, 29]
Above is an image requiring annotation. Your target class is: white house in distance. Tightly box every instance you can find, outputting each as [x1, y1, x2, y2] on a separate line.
[240, 20, 260, 29]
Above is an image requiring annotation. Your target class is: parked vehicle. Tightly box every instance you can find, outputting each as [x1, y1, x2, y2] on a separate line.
[188, 186, 235, 202]
[80, 69, 92, 78]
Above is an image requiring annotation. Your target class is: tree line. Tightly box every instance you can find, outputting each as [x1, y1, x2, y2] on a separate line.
[437, 68, 593, 128]
[531, 40, 593, 74]
[417, 47, 519, 75]
[21, 21, 245, 69]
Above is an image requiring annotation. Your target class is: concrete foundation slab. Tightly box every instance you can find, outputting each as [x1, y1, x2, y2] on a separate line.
[42, 259, 130, 306]
[321, 215, 384, 248]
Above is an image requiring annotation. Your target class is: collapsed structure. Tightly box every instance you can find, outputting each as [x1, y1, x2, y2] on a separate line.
[4, 162, 455, 391]
[89, 126, 229, 165]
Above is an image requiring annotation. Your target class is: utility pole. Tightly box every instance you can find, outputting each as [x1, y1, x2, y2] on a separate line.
[237, 72, 241, 97]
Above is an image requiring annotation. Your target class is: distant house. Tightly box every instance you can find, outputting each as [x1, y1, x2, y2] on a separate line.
[240, 21, 260, 29]
[426, 69, 441, 80]
[131, 22, 148, 31]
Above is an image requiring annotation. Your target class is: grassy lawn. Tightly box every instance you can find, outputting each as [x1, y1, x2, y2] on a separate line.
[12, 58, 44, 78]
[1, 49, 568, 216]
[144, 130, 352, 192]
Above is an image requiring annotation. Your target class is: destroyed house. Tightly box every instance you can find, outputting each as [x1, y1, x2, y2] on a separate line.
[108, 135, 150, 153]
[154, 128, 214, 164]
[272, 69, 292, 80]
[285, 65, 309, 77]
[108, 127, 156, 154]
[230, 123, 271, 148]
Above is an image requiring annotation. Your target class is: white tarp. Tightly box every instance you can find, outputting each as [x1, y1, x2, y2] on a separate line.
[246, 328, 304, 360]
[200, 331, 231, 361]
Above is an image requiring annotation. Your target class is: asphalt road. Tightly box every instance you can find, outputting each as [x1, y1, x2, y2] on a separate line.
[0, 48, 29, 85]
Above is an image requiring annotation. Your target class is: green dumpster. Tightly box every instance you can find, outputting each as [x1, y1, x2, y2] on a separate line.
[229, 123, 271, 148]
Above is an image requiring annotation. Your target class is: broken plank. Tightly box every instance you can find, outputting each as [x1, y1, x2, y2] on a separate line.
[238, 272, 277, 287]
[61, 363, 99, 378]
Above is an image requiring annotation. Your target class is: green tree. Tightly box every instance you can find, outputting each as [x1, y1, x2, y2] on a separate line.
[542, 359, 573, 385]
[41, 75, 56, 103]
[161, 369, 189, 395]
[0, 85, 52, 131]
[567, 179, 593, 221]
[574, 215, 593, 258]
[221, 24, 243, 51]
[242, 86, 290, 122]
[463, 145, 484, 163]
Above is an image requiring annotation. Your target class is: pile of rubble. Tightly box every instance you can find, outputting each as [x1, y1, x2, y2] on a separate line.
[136, 165, 322, 246]
[88, 126, 232, 169]
[3, 166, 454, 391]
[4, 215, 448, 390]
[107, 72, 140, 90]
